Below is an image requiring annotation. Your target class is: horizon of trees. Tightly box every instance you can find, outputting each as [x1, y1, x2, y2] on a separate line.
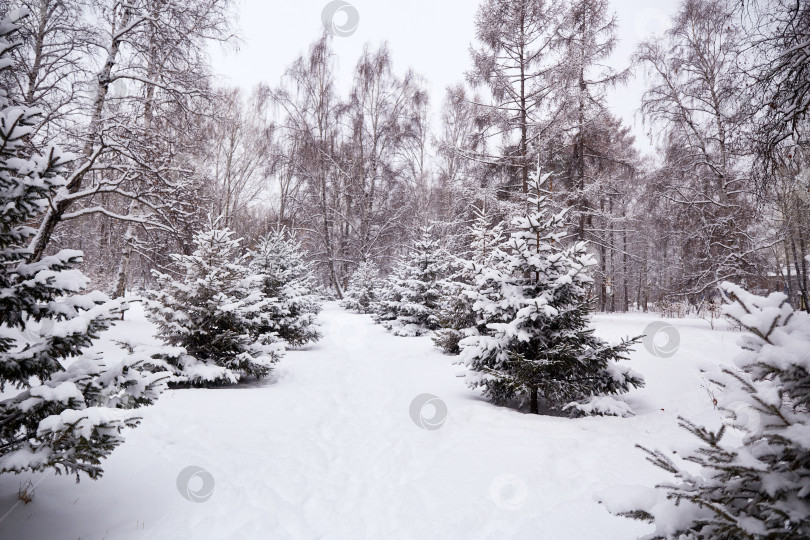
[3, 0, 808, 314]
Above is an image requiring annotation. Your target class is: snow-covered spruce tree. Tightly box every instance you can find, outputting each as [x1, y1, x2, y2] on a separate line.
[615, 283, 810, 539]
[459, 169, 643, 415]
[341, 260, 384, 314]
[248, 229, 321, 347]
[0, 11, 168, 480]
[146, 222, 284, 385]
[433, 206, 504, 354]
[374, 226, 451, 337]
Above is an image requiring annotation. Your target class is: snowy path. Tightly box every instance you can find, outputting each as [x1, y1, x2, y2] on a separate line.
[0, 303, 742, 539]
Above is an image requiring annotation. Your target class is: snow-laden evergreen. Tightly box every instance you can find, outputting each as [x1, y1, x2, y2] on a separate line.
[459, 169, 644, 415]
[374, 226, 451, 337]
[146, 222, 284, 385]
[0, 11, 168, 480]
[340, 260, 384, 314]
[434, 206, 504, 354]
[248, 230, 321, 347]
[619, 282, 810, 538]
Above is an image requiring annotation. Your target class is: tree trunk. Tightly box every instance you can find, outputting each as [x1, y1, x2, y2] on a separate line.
[519, 7, 528, 196]
[113, 201, 139, 299]
[30, 5, 138, 261]
[599, 198, 606, 310]
[113, 4, 161, 298]
[791, 237, 808, 312]
[622, 211, 629, 312]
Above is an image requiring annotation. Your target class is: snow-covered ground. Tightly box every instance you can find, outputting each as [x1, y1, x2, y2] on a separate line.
[0, 302, 743, 539]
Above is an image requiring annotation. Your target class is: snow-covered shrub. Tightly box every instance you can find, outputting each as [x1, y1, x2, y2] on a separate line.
[146, 222, 284, 385]
[248, 230, 321, 347]
[374, 226, 451, 337]
[459, 168, 643, 415]
[615, 283, 810, 538]
[0, 11, 168, 479]
[433, 206, 504, 354]
[341, 260, 384, 314]
[432, 272, 477, 354]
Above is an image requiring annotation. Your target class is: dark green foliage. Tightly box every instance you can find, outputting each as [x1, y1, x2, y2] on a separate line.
[341, 260, 383, 314]
[460, 170, 643, 415]
[147, 223, 284, 385]
[619, 283, 810, 538]
[249, 230, 321, 347]
[375, 226, 451, 337]
[0, 12, 166, 479]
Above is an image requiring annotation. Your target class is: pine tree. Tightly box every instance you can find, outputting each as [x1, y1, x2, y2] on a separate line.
[619, 283, 810, 539]
[434, 206, 504, 354]
[248, 229, 321, 347]
[146, 221, 284, 385]
[375, 226, 451, 337]
[460, 168, 643, 415]
[0, 11, 168, 480]
[341, 260, 384, 314]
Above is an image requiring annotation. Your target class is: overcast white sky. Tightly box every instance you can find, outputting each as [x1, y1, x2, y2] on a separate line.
[210, 0, 681, 155]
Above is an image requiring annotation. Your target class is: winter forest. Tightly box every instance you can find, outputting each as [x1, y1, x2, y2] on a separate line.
[0, 0, 809, 538]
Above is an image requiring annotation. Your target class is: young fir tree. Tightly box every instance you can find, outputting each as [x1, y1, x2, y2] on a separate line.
[616, 282, 810, 539]
[434, 206, 504, 354]
[0, 11, 168, 480]
[146, 222, 284, 385]
[459, 168, 643, 415]
[374, 226, 451, 337]
[248, 229, 321, 347]
[341, 260, 384, 314]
